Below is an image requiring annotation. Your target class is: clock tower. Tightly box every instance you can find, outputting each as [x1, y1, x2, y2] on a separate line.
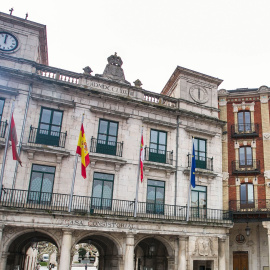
[0, 11, 48, 68]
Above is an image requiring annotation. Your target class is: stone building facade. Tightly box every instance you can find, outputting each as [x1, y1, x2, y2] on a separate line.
[0, 11, 231, 270]
[219, 87, 270, 270]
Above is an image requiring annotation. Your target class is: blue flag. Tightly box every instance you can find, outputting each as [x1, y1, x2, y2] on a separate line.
[190, 141, 196, 188]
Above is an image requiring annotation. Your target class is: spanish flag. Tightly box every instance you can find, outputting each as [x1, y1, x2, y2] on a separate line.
[76, 124, 90, 178]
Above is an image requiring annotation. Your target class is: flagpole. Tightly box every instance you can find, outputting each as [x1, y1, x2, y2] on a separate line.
[68, 114, 84, 212]
[186, 137, 194, 222]
[134, 126, 143, 218]
[0, 101, 15, 194]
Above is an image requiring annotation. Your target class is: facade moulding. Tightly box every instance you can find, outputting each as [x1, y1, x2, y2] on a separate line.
[185, 126, 218, 137]
[31, 93, 75, 108]
[142, 117, 177, 129]
[0, 86, 19, 96]
[90, 106, 130, 119]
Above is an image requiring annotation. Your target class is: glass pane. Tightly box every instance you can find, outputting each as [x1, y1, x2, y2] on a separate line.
[0, 99, 4, 117]
[41, 174, 54, 193]
[39, 124, 49, 131]
[108, 136, 116, 143]
[52, 111, 62, 126]
[192, 186, 206, 192]
[239, 148, 245, 165]
[246, 147, 252, 160]
[244, 112, 251, 124]
[191, 192, 198, 207]
[247, 184, 254, 203]
[150, 143, 157, 150]
[194, 139, 198, 151]
[103, 182, 113, 199]
[94, 173, 114, 181]
[109, 122, 118, 136]
[240, 185, 247, 201]
[150, 130, 158, 143]
[238, 112, 244, 124]
[147, 186, 155, 203]
[159, 132, 166, 145]
[32, 165, 55, 173]
[199, 192, 206, 208]
[199, 140, 206, 152]
[40, 109, 51, 124]
[97, 135, 106, 142]
[156, 187, 164, 203]
[92, 180, 102, 197]
[29, 172, 42, 191]
[99, 120, 108, 134]
[148, 180, 165, 187]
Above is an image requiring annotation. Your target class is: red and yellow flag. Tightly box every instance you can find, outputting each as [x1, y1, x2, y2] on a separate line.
[76, 124, 90, 178]
[140, 133, 144, 182]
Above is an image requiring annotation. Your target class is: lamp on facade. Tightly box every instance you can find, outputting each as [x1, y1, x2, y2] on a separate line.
[31, 238, 38, 250]
[148, 241, 156, 258]
[245, 223, 251, 237]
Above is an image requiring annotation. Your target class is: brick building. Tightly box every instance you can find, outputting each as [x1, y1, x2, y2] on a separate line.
[219, 87, 270, 269]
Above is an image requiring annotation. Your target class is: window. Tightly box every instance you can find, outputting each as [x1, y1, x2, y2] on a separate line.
[91, 172, 114, 209]
[96, 119, 118, 155]
[149, 129, 167, 163]
[239, 146, 252, 167]
[238, 111, 251, 133]
[36, 107, 63, 147]
[191, 185, 207, 217]
[0, 98, 4, 121]
[194, 138, 207, 169]
[146, 180, 165, 214]
[28, 164, 56, 204]
[240, 183, 254, 208]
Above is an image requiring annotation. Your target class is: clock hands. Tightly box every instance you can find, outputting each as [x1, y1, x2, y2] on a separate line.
[4, 34, 8, 44]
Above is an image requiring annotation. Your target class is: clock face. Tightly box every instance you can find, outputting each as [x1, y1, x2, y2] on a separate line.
[189, 85, 209, 104]
[0, 32, 18, 52]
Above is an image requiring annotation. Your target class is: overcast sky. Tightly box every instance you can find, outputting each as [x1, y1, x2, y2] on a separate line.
[2, 0, 270, 93]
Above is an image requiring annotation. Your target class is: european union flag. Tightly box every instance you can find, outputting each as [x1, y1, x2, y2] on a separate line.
[190, 141, 196, 188]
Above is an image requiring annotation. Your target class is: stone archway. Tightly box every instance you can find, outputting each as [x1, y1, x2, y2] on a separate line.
[73, 232, 123, 270]
[135, 236, 174, 270]
[1, 228, 61, 270]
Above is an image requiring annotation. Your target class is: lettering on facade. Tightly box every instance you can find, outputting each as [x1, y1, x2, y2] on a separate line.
[87, 81, 128, 96]
[58, 219, 134, 229]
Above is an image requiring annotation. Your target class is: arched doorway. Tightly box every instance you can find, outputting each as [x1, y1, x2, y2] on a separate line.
[74, 234, 122, 270]
[135, 237, 170, 270]
[5, 231, 59, 270]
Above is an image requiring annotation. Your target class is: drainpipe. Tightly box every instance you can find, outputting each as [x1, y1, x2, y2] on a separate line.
[12, 83, 33, 189]
[174, 115, 180, 209]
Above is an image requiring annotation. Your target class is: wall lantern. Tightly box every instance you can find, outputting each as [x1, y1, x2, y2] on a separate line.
[31, 238, 38, 250]
[245, 223, 251, 237]
[148, 242, 156, 258]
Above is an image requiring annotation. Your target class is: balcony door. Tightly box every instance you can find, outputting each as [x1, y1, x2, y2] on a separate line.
[149, 129, 167, 163]
[191, 186, 207, 218]
[239, 146, 252, 167]
[238, 111, 251, 133]
[146, 180, 165, 214]
[96, 119, 118, 155]
[240, 183, 254, 208]
[28, 165, 55, 204]
[194, 138, 206, 169]
[36, 107, 63, 147]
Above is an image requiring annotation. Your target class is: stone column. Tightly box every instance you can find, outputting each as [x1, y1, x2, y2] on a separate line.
[0, 252, 9, 270]
[124, 233, 134, 270]
[58, 230, 73, 270]
[178, 236, 187, 270]
[218, 237, 226, 270]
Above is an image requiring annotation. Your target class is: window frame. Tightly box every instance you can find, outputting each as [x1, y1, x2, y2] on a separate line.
[239, 146, 253, 167]
[194, 138, 207, 169]
[149, 129, 167, 163]
[146, 179, 165, 214]
[237, 111, 251, 133]
[240, 183, 254, 208]
[27, 164, 56, 204]
[91, 172, 114, 210]
[191, 185, 207, 217]
[0, 98, 5, 122]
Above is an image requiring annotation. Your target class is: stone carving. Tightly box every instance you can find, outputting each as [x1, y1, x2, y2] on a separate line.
[264, 170, 270, 180]
[218, 89, 229, 96]
[133, 79, 142, 88]
[95, 53, 131, 85]
[263, 133, 270, 140]
[83, 66, 93, 75]
[193, 237, 214, 256]
[258, 85, 269, 93]
[260, 95, 268, 104]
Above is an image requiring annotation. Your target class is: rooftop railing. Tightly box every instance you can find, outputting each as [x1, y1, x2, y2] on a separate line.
[0, 188, 232, 224]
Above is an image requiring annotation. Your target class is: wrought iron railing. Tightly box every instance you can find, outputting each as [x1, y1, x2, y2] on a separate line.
[90, 137, 123, 157]
[187, 154, 213, 171]
[0, 120, 7, 138]
[28, 126, 67, 148]
[144, 147, 173, 165]
[231, 123, 259, 138]
[231, 159, 260, 174]
[0, 188, 232, 224]
[229, 199, 270, 212]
